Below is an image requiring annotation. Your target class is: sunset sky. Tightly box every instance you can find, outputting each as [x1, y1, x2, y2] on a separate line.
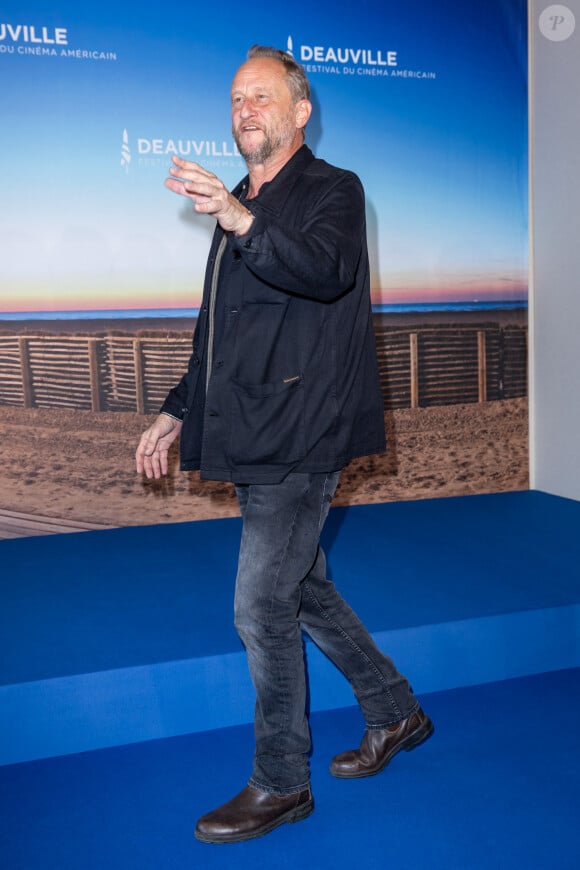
[1, 0, 528, 314]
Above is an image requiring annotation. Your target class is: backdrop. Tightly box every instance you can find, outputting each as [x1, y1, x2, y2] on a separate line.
[0, 0, 529, 535]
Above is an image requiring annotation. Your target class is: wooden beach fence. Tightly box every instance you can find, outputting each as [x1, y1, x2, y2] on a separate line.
[374, 324, 527, 409]
[0, 324, 527, 414]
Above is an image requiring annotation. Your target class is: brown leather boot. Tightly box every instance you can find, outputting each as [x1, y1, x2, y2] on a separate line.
[330, 708, 434, 778]
[194, 785, 314, 843]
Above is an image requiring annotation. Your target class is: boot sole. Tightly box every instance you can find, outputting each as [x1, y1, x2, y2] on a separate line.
[194, 799, 315, 844]
[330, 716, 434, 779]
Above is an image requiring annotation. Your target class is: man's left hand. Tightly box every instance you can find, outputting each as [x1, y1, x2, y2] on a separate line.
[166, 156, 253, 236]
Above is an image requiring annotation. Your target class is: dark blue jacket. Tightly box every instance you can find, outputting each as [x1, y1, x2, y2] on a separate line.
[160, 145, 385, 484]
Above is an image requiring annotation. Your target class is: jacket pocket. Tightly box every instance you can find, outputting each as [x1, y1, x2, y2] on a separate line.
[229, 375, 306, 466]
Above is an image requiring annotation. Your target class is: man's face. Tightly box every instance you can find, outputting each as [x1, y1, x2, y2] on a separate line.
[231, 58, 305, 165]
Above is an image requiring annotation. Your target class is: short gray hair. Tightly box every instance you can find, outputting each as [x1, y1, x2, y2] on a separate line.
[247, 45, 310, 103]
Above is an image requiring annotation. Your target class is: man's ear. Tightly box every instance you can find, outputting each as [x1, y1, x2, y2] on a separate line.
[295, 99, 313, 131]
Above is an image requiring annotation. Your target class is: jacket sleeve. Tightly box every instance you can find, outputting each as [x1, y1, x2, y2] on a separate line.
[231, 171, 366, 302]
[159, 332, 202, 418]
[159, 372, 189, 419]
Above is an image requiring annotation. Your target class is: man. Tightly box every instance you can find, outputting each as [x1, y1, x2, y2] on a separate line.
[136, 45, 433, 844]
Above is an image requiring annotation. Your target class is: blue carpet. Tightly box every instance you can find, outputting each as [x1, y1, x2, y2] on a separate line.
[2, 490, 580, 685]
[2, 490, 580, 764]
[1, 669, 579, 869]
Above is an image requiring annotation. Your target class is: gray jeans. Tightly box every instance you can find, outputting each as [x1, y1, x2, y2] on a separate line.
[234, 471, 418, 794]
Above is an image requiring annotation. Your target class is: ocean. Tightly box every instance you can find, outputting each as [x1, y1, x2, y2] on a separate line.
[0, 301, 528, 321]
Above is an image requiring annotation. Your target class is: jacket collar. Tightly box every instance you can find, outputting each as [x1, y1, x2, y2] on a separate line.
[233, 145, 315, 216]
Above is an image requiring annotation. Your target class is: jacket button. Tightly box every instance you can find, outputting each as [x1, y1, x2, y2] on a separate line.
[243, 240, 252, 248]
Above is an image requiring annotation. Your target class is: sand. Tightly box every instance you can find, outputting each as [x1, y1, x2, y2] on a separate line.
[0, 398, 528, 533]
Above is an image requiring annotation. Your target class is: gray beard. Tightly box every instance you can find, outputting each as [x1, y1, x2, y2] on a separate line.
[233, 125, 294, 165]
[235, 135, 277, 165]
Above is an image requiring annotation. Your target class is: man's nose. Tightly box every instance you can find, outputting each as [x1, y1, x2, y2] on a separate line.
[240, 99, 257, 118]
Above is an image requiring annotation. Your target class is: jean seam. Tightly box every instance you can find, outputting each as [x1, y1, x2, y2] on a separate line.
[317, 471, 337, 532]
[264, 476, 312, 770]
[302, 579, 403, 721]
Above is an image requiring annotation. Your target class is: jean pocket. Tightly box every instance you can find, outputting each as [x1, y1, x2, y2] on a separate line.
[229, 375, 306, 465]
